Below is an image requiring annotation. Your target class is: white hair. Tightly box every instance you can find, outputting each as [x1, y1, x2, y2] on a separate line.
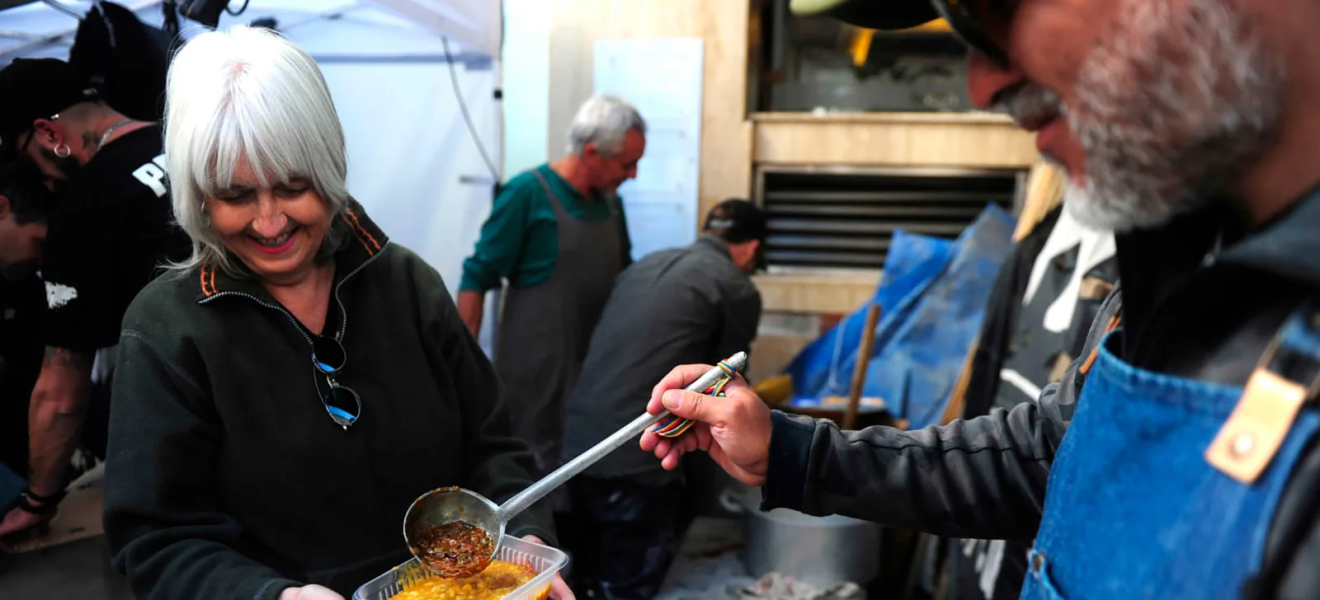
[164, 25, 350, 277]
[566, 94, 647, 156]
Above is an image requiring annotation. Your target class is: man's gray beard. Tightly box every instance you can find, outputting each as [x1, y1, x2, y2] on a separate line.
[1063, 0, 1284, 232]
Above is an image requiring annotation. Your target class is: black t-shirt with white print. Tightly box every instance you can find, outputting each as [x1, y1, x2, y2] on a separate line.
[41, 124, 191, 352]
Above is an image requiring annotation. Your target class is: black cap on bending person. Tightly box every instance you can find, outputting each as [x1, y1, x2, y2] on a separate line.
[0, 58, 100, 161]
[704, 199, 769, 272]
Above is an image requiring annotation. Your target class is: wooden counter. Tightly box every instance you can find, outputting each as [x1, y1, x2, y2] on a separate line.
[752, 111, 1038, 168]
[753, 270, 881, 315]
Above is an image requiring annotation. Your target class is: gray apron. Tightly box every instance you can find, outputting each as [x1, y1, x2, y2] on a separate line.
[495, 169, 624, 479]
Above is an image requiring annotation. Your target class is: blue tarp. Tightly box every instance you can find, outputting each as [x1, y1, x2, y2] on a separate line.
[785, 204, 1017, 430]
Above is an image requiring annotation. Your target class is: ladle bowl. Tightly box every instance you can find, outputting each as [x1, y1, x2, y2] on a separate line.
[403, 352, 747, 578]
[403, 487, 504, 577]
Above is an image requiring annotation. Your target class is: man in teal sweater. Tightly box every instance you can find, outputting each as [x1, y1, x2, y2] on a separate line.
[458, 94, 644, 480]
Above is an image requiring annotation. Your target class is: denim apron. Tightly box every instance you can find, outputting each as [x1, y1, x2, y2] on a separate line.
[1022, 301, 1320, 599]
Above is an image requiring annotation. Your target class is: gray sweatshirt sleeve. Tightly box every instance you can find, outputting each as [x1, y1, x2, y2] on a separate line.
[759, 289, 1121, 541]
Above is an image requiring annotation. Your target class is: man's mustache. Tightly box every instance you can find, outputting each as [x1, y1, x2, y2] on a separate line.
[997, 84, 1065, 128]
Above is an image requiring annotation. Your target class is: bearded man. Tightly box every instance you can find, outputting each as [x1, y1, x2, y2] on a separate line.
[636, 1, 1320, 598]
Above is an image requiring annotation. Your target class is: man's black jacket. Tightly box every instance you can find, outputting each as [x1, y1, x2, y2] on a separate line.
[762, 188, 1320, 599]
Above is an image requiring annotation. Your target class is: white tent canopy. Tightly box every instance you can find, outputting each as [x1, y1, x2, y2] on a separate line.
[1, 1, 501, 68]
[1, 1, 506, 348]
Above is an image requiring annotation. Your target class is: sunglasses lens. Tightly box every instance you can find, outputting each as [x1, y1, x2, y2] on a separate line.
[323, 385, 361, 427]
[312, 336, 346, 373]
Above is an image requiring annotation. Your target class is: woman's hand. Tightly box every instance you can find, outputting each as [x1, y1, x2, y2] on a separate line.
[521, 535, 575, 600]
[279, 584, 345, 600]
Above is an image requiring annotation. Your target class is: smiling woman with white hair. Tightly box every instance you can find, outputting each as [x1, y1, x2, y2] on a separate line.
[101, 26, 570, 600]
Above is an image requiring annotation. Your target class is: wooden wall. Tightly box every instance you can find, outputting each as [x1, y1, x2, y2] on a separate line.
[753, 112, 1037, 167]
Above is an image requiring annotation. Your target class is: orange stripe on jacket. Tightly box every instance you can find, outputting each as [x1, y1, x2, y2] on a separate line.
[200, 266, 212, 297]
[1080, 313, 1123, 375]
[344, 211, 381, 253]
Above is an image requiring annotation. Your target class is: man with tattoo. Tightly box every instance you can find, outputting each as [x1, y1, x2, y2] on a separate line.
[0, 58, 189, 537]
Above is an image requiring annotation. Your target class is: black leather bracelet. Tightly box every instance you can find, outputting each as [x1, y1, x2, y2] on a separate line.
[22, 486, 65, 505]
[15, 494, 59, 516]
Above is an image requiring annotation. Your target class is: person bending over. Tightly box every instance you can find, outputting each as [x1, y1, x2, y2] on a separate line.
[0, 58, 190, 537]
[560, 199, 765, 599]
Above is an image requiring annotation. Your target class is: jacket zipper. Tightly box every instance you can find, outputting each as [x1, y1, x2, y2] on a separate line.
[199, 241, 390, 344]
[201, 290, 313, 345]
[331, 244, 387, 343]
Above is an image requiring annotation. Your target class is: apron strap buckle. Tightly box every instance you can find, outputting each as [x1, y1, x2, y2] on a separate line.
[1206, 302, 1320, 484]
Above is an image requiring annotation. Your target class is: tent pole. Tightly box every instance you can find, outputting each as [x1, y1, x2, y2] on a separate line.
[41, 0, 83, 20]
[308, 53, 493, 67]
[494, 56, 504, 178]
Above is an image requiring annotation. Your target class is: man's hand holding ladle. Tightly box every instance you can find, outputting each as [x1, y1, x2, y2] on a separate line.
[638, 363, 773, 487]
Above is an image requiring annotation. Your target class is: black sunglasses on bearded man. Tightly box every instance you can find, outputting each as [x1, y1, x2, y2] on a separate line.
[790, 0, 1009, 68]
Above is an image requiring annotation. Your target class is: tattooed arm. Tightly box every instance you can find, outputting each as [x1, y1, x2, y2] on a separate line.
[0, 348, 92, 536]
[27, 347, 93, 497]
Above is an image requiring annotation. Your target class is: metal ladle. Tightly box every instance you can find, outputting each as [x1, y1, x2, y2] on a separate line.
[403, 352, 748, 577]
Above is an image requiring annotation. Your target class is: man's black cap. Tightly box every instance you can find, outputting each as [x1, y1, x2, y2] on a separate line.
[705, 199, 769, 270]
[0, 58, 100, 161]
[705, 199, 768, 244]
[789, 0, 938, 31]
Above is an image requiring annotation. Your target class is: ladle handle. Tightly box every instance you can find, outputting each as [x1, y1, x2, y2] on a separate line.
[496, 352, 747, 522]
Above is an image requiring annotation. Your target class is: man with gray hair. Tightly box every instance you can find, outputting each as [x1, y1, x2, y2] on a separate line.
[459, 94, 645, 479]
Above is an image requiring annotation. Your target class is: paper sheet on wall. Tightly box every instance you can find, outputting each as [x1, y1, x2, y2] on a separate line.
[594, 38, 704, 260]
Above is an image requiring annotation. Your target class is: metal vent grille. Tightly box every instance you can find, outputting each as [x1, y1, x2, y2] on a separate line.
[756, 166, 1025, 270]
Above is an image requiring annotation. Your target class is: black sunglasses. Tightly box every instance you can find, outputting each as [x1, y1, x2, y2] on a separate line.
[932, 0, 1009, 68]
[311, 335, 362, 430]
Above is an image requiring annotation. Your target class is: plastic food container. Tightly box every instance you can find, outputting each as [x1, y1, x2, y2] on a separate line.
[354, 535, 568, 600]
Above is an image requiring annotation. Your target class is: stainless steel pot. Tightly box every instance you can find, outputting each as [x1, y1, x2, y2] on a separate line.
[735, 486, 884, 590]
